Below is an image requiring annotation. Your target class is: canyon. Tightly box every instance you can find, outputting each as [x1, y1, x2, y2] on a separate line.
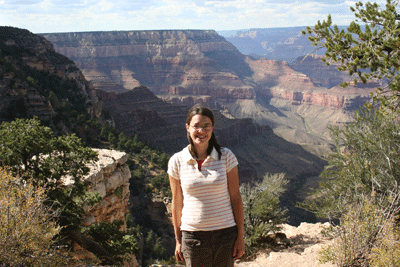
[39, 29, 379, 225]
[1, 26, 327, 228]
[0, 26, 378, 265]
[41, 29, 375, 158]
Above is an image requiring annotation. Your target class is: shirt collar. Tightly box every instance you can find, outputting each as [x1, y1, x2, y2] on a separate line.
[183, 145, 218, 163]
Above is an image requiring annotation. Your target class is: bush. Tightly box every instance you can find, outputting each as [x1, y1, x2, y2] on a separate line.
[319, 193, 400, 266]
[85, 220, 140, 264]
[0, 118, 98, 231]
[240, 173, 288, 252]
[0, 168, 68, 266]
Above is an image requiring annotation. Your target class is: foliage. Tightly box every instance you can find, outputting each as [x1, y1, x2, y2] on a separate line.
[0, 168, 69, 266]
[303, 2, 400, 263]
[85, 220, 140, 264]
[303, 107, 400, 220]
[303, 0, 400, 112]
[150, 173, 172, 198]
[0, 117, 98, 230]
[240, 173, 288, 251]
[142, 230, 168, 264]
[319, 193, 400, 266]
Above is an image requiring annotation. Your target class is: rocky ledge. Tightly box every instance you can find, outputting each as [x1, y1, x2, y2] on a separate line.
[63, 148, 131, 228]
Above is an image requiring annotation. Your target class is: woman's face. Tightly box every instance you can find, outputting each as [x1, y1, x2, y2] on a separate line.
[186, 114, 214, 147]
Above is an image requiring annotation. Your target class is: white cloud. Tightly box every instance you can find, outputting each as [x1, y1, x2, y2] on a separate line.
[0, 0, 381, 33]
[38, 0, 53, 11]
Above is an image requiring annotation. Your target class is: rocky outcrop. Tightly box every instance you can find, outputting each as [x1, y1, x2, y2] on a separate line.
[63, 149, 131, 228]
[83, 149, 130, 227]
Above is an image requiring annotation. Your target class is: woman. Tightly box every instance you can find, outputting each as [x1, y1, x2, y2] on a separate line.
[167, 104, 245, 267]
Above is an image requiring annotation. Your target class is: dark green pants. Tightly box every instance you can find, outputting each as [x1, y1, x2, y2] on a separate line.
[182, 226, 238, 267]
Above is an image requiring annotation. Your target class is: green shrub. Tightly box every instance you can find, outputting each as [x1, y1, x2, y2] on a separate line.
[240, 173, 288, 253]
[85, 220, 140, 264]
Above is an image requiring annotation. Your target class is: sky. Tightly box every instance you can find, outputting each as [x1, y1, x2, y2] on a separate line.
[0, 0, 386, 34]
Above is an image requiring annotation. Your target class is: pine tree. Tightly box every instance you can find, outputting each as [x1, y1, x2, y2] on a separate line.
[303, 0, 400, 112]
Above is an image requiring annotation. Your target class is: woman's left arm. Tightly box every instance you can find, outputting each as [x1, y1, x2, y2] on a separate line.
[227, 165, 245, 259]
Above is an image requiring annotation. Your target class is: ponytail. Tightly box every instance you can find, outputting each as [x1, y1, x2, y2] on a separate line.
[207, 132, 222, 160]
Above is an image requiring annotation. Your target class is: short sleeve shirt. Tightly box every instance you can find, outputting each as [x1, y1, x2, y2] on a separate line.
[168, 145, 239, 231]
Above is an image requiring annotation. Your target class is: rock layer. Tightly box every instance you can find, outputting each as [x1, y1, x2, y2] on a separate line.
[41, 30, 376, 114]
[42, 30, 255, 100]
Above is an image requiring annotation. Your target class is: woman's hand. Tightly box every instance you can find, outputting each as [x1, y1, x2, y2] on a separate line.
[175, 239, 184, 262]
[233, 236, 246, 259]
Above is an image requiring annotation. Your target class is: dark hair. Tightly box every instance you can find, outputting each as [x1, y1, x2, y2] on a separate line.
[186, 104, 222, 160]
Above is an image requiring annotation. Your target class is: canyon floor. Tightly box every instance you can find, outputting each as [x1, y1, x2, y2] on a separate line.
[151, 222, 335, 267]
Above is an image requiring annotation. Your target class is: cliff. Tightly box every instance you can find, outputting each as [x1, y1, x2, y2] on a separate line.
[41, 30, 255, 101]
[0, 27, 101, 124]
[289, 55, 350, 88]
[246, 57, 375, 110]
[223, 27, 326, 63]
[84, 149, 130, 227]
[41, 30, 374, 113]
[62, 148, 130, 227]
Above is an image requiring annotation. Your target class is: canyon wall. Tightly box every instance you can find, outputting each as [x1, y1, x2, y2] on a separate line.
[42, 30, 255, 101]
[0, 27, 102, 124]
[41, 30, 374, 113]
[246, 57, 374, 110]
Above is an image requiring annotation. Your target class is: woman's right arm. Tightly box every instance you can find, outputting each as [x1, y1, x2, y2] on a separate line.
[169, 175, 184, 262]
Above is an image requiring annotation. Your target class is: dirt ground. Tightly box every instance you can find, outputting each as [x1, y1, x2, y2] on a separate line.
[151, 222, 335, 267]
[234, 223, 335, 267]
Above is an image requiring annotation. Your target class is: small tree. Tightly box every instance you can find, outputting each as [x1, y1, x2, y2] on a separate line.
[240, 173, 288, 250]
[0, 117, 98, 231]
[302, 1, 400, 264]
[0, 168, 68, 266]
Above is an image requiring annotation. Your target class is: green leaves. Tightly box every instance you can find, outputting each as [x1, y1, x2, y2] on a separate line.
[0, 117, 98, 230]
[304, 107, 400, 219]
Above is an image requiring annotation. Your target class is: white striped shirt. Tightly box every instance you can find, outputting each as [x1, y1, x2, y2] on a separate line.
[168, 145, 238, 231]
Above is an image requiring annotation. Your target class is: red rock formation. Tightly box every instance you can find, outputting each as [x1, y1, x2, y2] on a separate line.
[245, 56, 375, 110]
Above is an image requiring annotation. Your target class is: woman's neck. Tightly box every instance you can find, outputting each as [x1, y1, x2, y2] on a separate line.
[192, 143, 208, 160]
